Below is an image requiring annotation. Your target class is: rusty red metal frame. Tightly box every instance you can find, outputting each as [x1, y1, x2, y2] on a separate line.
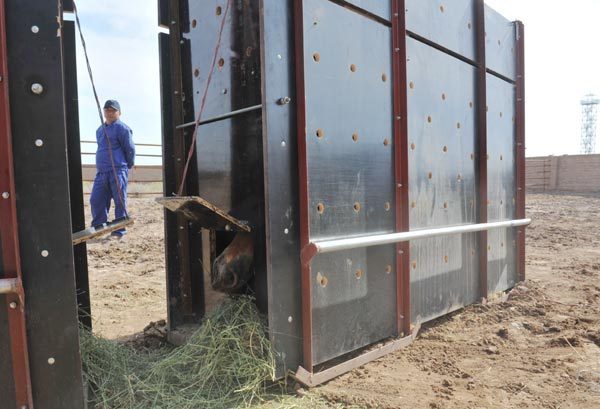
[391, 0, 411, 337]
[515, 21, 526, 281]
[475, 0, 489, 300]
[293, 0, 313, 372]
[0, 0, 34, 406]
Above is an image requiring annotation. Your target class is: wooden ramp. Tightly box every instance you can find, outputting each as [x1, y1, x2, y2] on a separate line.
[156, 196, 251, 232]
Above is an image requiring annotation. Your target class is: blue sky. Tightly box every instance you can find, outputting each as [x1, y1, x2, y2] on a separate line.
[73, 1, 600, 163]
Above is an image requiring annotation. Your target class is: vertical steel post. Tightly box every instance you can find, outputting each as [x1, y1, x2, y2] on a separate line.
[515, 21, 526, 281]
[0, 0, 33, 405]
[475, 0, 489, 300]
[293, 0, 313, 372]
[391, 0, 411, 336]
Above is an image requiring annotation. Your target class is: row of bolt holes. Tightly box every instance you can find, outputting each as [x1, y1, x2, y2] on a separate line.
[318, 240, 514, 287]
[409, 82, 514, 121]
[312, 53, 388, 82]
[316, 202, 391, 215]
[318, 265, 393, 287]
[316, 196, 510, 215]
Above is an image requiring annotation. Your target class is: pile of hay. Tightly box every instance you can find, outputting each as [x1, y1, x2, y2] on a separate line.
[80, 296, 276, 408]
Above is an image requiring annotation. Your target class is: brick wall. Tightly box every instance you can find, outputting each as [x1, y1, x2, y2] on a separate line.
[527, 154, 600, 193]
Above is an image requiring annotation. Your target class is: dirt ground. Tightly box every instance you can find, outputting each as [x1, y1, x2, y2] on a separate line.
[86, 194, 600, 408]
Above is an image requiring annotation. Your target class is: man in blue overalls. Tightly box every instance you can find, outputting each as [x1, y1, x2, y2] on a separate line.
[90, 100, 135, 238]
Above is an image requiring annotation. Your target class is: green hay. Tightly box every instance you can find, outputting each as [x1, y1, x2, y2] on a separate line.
[81, 296, 276, 408]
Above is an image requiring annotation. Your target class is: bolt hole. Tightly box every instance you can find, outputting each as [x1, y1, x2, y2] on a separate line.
[442, 146, 448, 153]
[316, 128, 324, 138]
[427, 116, 432, 123]
[443, 202, 448, 209]
[352, 133, 359, 142]
[456, 122, 461, 129]
[383, 138, 390, 146]
[194, 68, 200, 77]
[355, 269, 363, 279]
[470, 153, 475, 160]
[428, 172, 433, 180]
[353, 202, 361, 213]
[412, 261, 417, 269]
[384, 202, 391, 211]
[411, 201, 416, 209]
[313, 52, 320, 62]
[444, 255, 449, 263]
[385, 265, 392, 274]
[468, 22, 472, 30]
[440, 5, 445, 12]
[317, 203, 325, 214]
[218, 58, 225, 68]
[469, 101, 473, 108]
[382, 73, 388, 82]
[192, 19, 197, 28]
[441, 93, 446, 101]
[320, 276, 328, 287]
[350, 64, 357, 72]
[216, 6, 222, 16]
[409, 81, 414, 89]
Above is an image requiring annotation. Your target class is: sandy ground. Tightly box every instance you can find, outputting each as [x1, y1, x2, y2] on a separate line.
[86, 194, 600, 408]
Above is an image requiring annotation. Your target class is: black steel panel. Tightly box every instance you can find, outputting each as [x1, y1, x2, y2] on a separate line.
[184, 0, 262, 123]
[406, 0, 476, 61]
[158, 0, 169, 28]
[485, 6, 516, 81]
[0, 295, 17, 405]
[311, 245, 396, 364]
[63, 0, 74, 12]
[260, 0, 303, 376]
[486, 73, 517, 294]
[6, 1, 85, 407]
[301, 0, 397, 364]
[406, 37, 480, 322]
[337, 0, 391, 21]
[63, 20, 91, 329]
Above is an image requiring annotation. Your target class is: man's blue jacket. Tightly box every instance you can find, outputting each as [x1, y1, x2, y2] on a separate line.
[95, 120, 135, 172]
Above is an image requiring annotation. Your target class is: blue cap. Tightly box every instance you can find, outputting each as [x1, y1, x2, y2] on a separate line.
[103, 99, 121, 111]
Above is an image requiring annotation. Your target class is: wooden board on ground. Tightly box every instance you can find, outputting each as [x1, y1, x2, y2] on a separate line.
[72, 218, 134, 245]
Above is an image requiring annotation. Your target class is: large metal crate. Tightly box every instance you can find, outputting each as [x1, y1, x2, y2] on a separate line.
[159, 0, 526, 379]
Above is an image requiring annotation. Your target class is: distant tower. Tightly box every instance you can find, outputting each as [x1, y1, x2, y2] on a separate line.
[581, 94, 600, 154]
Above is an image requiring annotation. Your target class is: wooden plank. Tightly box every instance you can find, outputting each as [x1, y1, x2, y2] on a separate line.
[156, 196, 251, 232]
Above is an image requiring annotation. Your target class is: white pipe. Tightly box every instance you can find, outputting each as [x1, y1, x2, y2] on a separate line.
[313, 219, 531, 254]
[0, 278, 19, 295]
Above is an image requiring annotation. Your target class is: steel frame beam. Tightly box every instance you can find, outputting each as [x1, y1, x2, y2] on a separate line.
[515, 21, 526, 282]
[391, 0, 411, 338]
[293, 0, 313, 373]
[0, 1, 33, 406]
[475, 0, 489, 301]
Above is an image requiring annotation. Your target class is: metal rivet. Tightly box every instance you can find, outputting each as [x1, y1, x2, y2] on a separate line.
[31, 83, 44, 95]
[288, 316, 293, 323]
[41, 250, 49, 258]
[222, 88, 228, 95]
[2, 192, 9, 199]
[277, 97, 291, 105]
[9, 302, 17, 309]
[281, 141, 286, 147]
[35, 139, 43, 147]
[31, 26, 39, 33]
[284, 228, 289, 235]
[277, 54, 282, 60]
[48, 357, 55, 365]
[225, 225, 231, 231]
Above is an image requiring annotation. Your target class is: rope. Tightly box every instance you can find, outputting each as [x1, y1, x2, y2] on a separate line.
[72, 0, 129, 219]
[177, 0, 232, 196]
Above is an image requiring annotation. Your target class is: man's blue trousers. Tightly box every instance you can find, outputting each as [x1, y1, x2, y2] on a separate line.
[90, 169, 129, 236]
